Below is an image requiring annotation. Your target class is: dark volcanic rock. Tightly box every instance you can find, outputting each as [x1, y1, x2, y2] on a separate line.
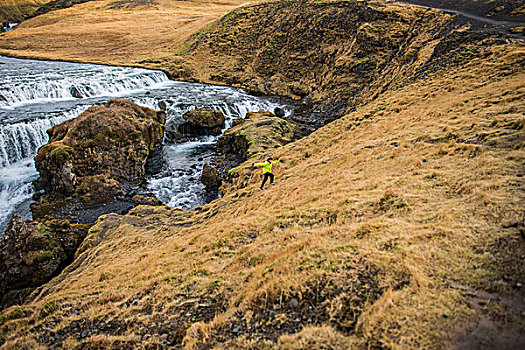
[166, 108, 225, 142]
[0, 215, 90, 307]
[69, 86, 83, 98]
[200, 163, 220, 190]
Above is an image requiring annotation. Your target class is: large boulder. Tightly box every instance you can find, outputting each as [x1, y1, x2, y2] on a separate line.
[166, 108, 225, 141]
[35, 98, 166, 199]
[183, 108, 225, 130]
[200, 163, 220, 190]
[0, 215, 90, 307]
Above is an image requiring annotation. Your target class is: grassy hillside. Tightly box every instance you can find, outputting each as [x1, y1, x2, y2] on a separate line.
[167, 0, 478, 122]
[0, 0, 269, 64]
[0, 0, 523, 348]
[0, 0, 51, 23]
[1, 19, 524, 350]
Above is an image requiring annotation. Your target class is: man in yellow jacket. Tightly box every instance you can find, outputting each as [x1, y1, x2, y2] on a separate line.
[252, 157, 279, 190]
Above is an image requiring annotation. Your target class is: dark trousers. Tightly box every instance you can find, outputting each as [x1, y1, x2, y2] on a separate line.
[261, 172, 274, 188]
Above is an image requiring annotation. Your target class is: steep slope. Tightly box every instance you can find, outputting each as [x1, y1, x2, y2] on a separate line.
[402, 0, 525, 23]
[166, 0, 517, 124]
[0, 0, 50, 23]
[0, 35, 523, 349]
[0, 0, 523, 348]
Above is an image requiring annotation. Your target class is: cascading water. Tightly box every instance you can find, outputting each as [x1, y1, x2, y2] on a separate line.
[0, 59, 169, 109]
[0, 56, 292, 235]
[2, 23, 17, 32]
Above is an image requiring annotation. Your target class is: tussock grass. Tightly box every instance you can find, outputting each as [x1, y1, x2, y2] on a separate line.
[0, 0, 51, 23]
[0, 38, 523, 348]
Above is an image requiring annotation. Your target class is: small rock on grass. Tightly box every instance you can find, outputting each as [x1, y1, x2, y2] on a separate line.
[502, 220, 519, 228]
[289, 298, 299, 308]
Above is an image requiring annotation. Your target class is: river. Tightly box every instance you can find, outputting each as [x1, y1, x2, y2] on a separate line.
[0, 56, 292, 234]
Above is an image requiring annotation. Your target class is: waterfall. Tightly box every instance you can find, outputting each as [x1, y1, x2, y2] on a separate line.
[0, 106, 88, 167]
[0, 66, 169, 109]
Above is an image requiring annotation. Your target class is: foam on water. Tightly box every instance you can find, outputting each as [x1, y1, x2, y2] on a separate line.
[0, 159, 38, 233]
[0, 56, 169, 109]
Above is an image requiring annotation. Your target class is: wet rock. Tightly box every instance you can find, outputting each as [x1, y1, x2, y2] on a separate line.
[200, 163, 220, 191]
[274, 107, 285, 118]
[167, 108, 225, 142]
[183, 108, 225, 129]
[69, 86, 83, 98]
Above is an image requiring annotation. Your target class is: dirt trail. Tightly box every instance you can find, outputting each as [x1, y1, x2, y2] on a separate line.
[398, 0, 525, 38]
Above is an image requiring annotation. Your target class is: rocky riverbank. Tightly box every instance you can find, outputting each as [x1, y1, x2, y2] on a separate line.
[212, 110, 302, 194]
[0, 99, 166, 308]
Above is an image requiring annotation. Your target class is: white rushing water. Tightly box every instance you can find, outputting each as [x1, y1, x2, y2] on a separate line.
[2, 23, 17, 32]
[0, 63, 169, 109]
[0, 56, 292, 235]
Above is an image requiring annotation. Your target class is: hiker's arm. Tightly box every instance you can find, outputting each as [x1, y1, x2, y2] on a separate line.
[253, 162, 265, 167]
[271, 159, 279, 165]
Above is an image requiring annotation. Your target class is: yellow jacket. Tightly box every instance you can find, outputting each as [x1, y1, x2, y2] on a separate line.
[253, 159, 279, 174]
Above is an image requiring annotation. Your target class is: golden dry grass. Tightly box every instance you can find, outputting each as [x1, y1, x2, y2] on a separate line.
[0, 0, 267, 65]
[0, 0, 50, 23]
[0, 40, 523, 348]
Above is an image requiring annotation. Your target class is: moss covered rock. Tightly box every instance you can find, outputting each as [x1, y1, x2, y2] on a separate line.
[35, 98, 166, 198]
[183, 108, 225, 129]
[215, 110, 300, 194]
[0, 215, 90, 308]
[166, 108, 225, 142]
[217, 110, 298, 160]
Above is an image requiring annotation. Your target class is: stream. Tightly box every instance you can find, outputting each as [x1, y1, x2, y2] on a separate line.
[0, 56, 292, 235]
